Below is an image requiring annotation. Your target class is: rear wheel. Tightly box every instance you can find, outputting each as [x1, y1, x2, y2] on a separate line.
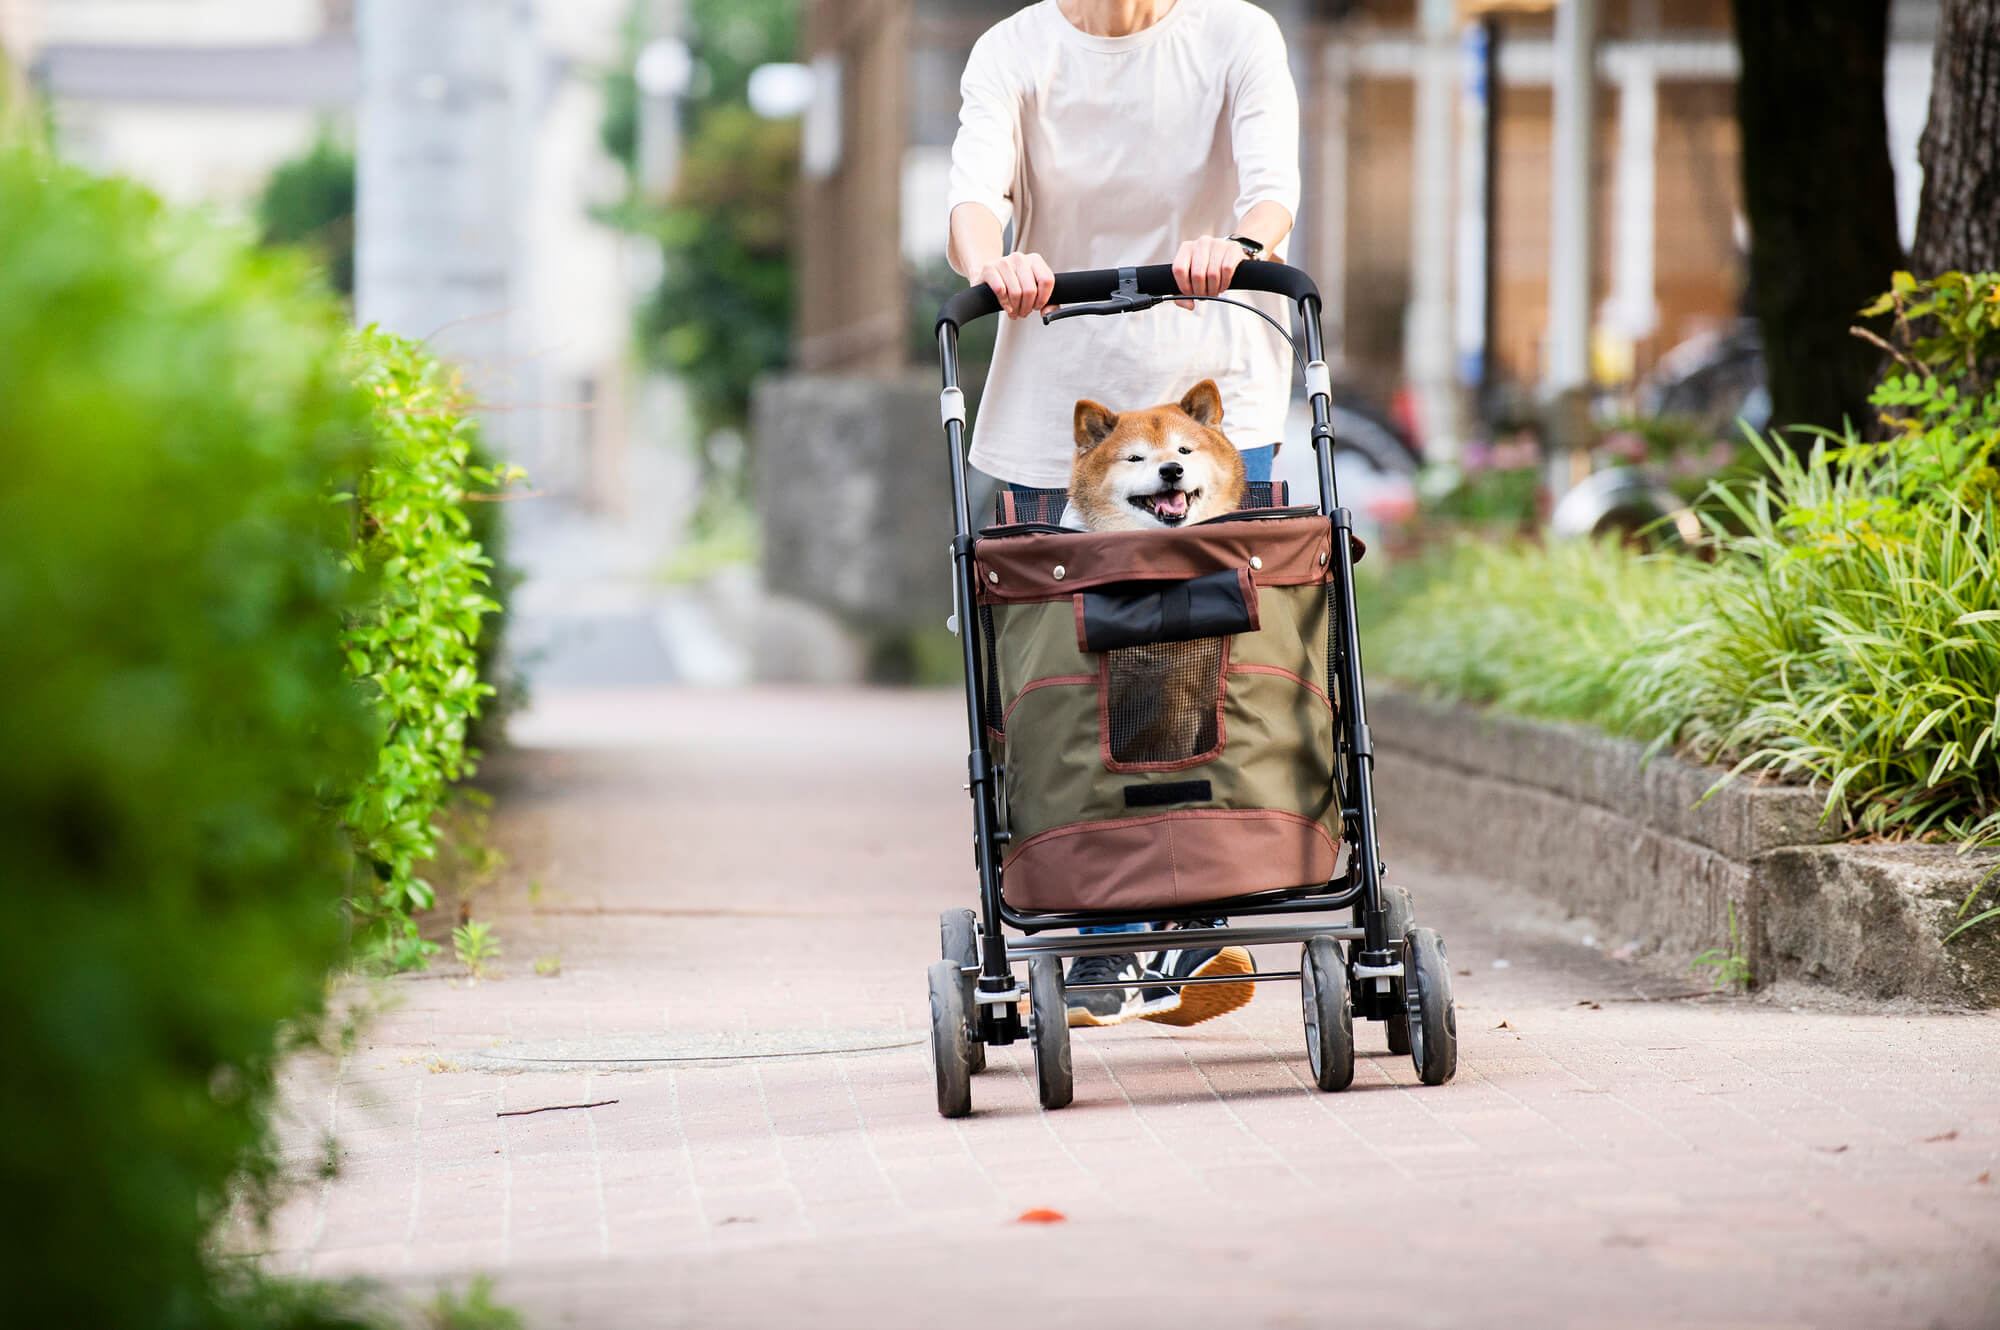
[1027, 956, 1074, 1110]
[927, 959, 973, 1118]
[1403, 927, 1458, 1086]
[939, 909, 986, 1073]
[1381, 886, 1415, 1056]
[1300, 936, 1355, 1091]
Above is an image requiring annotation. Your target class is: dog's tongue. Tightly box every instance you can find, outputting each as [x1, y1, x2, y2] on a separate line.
[1155, 490, 1189, 518]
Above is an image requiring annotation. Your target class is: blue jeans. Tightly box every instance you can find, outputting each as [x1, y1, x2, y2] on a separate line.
[1008, 452, 1271, 937]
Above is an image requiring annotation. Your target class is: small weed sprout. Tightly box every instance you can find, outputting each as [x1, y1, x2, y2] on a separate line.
[452, 920, 501, 980]
[1690, 901, 1753, 992]
[532, 955, 562, 978]
[426, 1274, 525, 1330]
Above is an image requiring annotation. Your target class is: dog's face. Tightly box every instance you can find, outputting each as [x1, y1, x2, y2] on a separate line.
[1068, 380, 1248, 532]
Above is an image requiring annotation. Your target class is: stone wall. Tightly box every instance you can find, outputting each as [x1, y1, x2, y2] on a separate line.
[1369, 689, 2000, 1005]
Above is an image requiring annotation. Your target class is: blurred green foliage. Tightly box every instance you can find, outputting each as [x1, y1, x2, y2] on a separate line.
[0, 147, 375, 1326]
[257, 130, 356, 297]
[342, 330, 522, 968]
[602, 0, 798, 482]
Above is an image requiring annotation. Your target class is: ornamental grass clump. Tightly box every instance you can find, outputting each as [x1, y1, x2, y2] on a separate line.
[0, 147, 374, 1327]
[1371, 272, 2000, 934]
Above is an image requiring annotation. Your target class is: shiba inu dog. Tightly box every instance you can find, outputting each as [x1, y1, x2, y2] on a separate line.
[1068, 379, 1247, 532]
[1062, 380, 1258, 1028]
[1067, 380, 1247, 765]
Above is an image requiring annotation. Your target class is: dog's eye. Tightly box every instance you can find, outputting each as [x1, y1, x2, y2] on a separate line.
[1125, 454, 1143, 463]
[1178, 446, 1192, 455]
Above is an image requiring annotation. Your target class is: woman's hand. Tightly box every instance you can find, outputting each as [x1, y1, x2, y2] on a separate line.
[1173, 235, 1247, 310]
[979, 251, 1057, 319]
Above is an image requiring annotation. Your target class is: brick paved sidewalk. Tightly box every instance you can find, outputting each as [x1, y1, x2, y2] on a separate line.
[257, 688, 2000, 1328]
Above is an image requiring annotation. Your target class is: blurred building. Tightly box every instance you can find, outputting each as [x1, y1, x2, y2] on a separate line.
[21, 0, 641, 513]
[805, 0, 1942, 456]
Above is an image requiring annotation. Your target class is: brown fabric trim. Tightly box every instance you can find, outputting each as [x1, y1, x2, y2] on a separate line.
[997, 490, 1018, 525]
[1096, 638, 1231, 774]
[1072, 594, 1089, 654]
[1227, 661, 1332, 710]
[999, 672, 1096, 732]
[975, 514, 1332, 604]
[1236, 566, 1262, 633]
[1001, 809, 1341, 912]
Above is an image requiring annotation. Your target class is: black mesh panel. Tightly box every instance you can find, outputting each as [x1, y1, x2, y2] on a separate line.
[979, 605, 1003, 734]
[1103, 638, 1224, 765]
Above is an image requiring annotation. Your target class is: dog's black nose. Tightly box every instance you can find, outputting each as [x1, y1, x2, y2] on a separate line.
[1159, 462, 1184, 484]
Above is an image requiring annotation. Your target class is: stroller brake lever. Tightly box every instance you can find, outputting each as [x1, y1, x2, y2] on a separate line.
[1040, 267, 1165, 325]
[1041, 294, 1165, 324]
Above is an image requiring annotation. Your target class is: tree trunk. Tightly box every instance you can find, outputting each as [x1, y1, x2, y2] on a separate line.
[1731, 1, 1906, 441]
[1912, 0, 2000, 276]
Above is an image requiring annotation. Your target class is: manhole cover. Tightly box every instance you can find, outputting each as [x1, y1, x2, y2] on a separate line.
[467, 1029, 922, 1072]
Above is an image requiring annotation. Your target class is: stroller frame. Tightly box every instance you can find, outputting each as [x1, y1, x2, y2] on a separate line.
[928, 262, 1457, 1115]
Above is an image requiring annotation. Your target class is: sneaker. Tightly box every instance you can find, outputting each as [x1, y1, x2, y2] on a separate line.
[1138, 926, 1255, 1027]
[1064, 952, 1157, 1027]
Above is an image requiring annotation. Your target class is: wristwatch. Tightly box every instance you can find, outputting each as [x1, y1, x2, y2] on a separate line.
[1226, 234, 1265, 260]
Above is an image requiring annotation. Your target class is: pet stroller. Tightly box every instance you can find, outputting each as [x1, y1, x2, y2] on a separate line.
[927, 263, 1457, 1117]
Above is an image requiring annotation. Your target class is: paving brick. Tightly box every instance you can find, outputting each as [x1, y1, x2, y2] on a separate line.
[249, 687, 2000, 1328]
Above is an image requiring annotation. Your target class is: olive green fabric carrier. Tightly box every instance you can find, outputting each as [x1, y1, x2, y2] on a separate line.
[973, 513, 1344, 914]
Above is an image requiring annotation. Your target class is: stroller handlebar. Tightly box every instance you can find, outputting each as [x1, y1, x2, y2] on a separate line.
[935, 261, 1321, 334]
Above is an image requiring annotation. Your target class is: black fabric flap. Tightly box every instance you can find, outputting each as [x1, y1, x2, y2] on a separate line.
[1076, 568, 1259, 653]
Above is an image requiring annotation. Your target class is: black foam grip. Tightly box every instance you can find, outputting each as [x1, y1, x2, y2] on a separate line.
[936, 262, 1320, 333]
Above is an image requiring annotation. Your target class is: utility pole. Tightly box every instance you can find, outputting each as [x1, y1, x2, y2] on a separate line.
[1407, 0, 1460, 461]
[1544, 0, 1598, 485]
[354, 0, 518, 434]
[796, 0, 910, 374]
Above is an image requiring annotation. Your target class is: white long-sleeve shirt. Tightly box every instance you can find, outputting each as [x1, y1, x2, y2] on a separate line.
[947, 0, 1302, 488]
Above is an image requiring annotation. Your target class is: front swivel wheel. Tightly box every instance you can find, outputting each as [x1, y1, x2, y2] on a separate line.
[1027, 955, 1074, 1110]
[1403, 927, 1458, 1086]
[1301, 935, 1355, 1091]
[927, 959, 974, 1118]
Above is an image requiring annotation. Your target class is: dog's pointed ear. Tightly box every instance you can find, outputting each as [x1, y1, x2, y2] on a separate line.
[1179, 380, 1224, 428]
[1074, 400, 1119, 453]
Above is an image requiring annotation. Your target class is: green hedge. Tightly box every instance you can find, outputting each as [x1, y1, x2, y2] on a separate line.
[342, 330, 518, 968]
[0, 148, 375, 1326]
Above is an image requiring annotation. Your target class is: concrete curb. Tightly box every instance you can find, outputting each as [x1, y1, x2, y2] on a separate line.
[1369, 689, 2000, 1005]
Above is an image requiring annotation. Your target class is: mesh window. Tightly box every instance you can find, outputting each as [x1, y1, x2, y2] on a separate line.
[1104, 638, 1224, 766]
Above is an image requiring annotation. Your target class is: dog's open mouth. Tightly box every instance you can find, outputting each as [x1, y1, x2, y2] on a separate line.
[1130, 488, 1198, 525]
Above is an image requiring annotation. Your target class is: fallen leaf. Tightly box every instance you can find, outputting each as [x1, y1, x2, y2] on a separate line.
[1017, 1208, 1066, 1224]
[1495, 1020, 1514, 1030]
[1924, 1130, 1959, 1143]
[1976, 1171, 1991, 1185]
[1576, 1000, 1602, 1010]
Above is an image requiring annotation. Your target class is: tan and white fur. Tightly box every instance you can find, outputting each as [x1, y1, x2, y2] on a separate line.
[1068, 379, 1247, 533]
[1068, 380, 1246, 765]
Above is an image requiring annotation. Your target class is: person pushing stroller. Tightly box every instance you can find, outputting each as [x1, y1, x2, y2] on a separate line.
[946, 0, 1302, 1026]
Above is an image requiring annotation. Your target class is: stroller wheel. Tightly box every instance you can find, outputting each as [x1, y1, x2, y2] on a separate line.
[1301, 935, 1355, 1091]
[1027, 956, 1074, 1110]
[1381, 886, 1415, 1056]
[1403, 927, 1459, 1086]
[939, 909, 986, 1074]
[927, 959, 974, 1118]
